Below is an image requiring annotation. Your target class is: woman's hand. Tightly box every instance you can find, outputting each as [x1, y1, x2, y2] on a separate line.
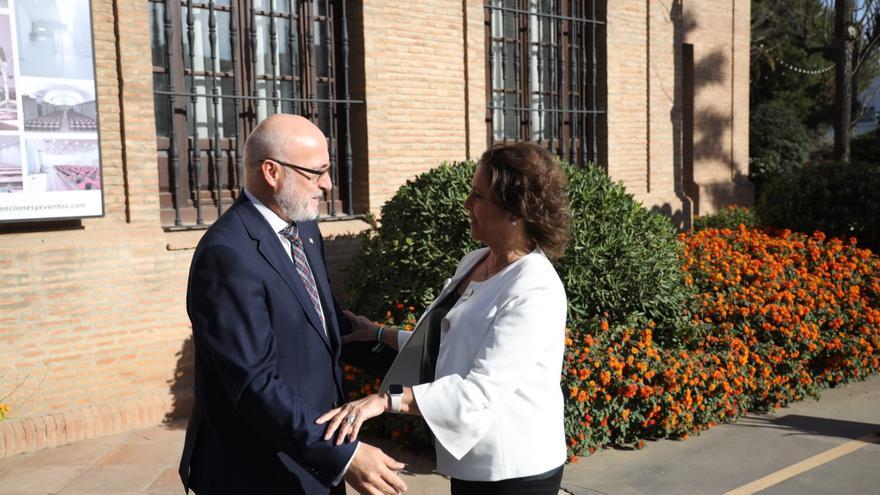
[341, 310, 381, 344]
[316, 393, 387, 445]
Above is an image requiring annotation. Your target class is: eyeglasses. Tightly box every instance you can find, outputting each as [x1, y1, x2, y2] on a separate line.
[264, 158, 330, 182]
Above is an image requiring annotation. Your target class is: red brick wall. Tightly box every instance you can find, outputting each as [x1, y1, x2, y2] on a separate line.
[0, 0, 752, 457]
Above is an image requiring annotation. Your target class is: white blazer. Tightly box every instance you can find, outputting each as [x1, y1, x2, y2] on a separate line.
[380, 247, 568, 481]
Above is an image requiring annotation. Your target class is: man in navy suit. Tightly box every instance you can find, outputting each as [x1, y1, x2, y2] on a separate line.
[180, 114, 407, 494]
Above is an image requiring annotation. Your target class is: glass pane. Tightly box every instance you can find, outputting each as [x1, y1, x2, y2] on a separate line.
[153, 73, 170, 137]
[254, 14, 275, 76]
[253, 0, 289, 14]
[317, 82, 331, 132]
[221, 78, 237, 138]
[314, 17, 331, 79]
[149, 1, 166, 68]
[276, 17, 292, 76]
[280, 80, 297, 114]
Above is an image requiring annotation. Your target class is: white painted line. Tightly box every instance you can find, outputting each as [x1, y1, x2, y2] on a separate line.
[723, 431, 880, 495]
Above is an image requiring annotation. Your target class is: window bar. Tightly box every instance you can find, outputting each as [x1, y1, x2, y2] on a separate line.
[324, 0, 337, 216]
[230, 0, 243, 191]
[485, 3, 494, 144]
[579, 4, 588, 166]
[269, 0, 280, 114]
[521, 0, 541, 143]
[568, 0, 576, 164]
[531, 0, 541, 144]
[553, 0, 562, 155]
[513, 0, 521, 140]
[249, 5, 258, 120]
[164, 0, 181, 226]
[340, 0, 353, 214]
[186, 0, 204, 224]
[497, 5, 507, 140]
[590, 0, 598, 164]
[288, 0, 299, 115]
[209, 0, 223, 217]
[306, 0, 318, 121]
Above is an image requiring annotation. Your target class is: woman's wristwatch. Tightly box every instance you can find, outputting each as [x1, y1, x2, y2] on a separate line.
[388, 384, 404, 412]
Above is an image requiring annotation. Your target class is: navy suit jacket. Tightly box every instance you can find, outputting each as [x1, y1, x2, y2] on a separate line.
[180, 194, 358, 494]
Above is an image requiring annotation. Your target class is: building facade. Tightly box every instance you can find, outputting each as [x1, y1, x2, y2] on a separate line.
[0, 0, 751, 457]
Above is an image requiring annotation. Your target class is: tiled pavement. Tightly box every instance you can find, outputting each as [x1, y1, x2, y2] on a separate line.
[0, 422, 450, 494]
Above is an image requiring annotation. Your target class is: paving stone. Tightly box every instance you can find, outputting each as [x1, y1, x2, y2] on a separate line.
[144, 467, 181, 495]
[123, 425, 186, 446]
[59, 465, 165, 494]
[95, 443, 181, 467]
[20, 440, 114, 467]
[0, 466, 84, 494]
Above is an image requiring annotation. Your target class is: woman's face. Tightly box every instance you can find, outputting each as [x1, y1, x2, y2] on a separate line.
[464, 162, 514, 246]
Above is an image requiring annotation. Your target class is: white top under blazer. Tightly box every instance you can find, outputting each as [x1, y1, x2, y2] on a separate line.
[380, 247, 568, 481]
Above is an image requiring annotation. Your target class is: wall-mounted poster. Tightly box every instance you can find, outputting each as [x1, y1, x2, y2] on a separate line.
[0, 0, 102, 222]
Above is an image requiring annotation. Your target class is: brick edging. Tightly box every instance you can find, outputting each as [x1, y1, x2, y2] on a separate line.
[0, 393, 178, 458]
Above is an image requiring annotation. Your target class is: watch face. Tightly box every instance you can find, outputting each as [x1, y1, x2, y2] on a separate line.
[389, 384, 404, 395]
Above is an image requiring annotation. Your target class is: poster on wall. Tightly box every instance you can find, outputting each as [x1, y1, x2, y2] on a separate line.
[0, 0, 103, 222]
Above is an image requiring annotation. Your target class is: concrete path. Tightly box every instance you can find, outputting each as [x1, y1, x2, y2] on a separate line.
[0, 374, 877, 494]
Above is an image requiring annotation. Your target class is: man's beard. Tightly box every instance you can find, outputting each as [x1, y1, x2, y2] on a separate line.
[274, 178, 319, 222]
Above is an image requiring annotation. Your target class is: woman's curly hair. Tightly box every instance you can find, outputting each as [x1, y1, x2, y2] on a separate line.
[480, 142, 571, 259]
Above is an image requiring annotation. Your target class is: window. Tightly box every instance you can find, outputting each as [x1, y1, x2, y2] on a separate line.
[148, 0, 358, 228]
[486, 0, 606, 167]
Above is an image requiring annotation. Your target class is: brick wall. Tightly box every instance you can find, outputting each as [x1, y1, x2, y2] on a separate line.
[0, 0, 193, 457]
[1, 0, 752, 457]
[359, 0, 487, 212]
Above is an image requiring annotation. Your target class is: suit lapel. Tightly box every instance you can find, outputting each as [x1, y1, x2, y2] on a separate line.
[235, 198, 333, 353]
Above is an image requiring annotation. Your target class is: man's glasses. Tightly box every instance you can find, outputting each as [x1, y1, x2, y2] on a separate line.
[264, 158, 330, 182]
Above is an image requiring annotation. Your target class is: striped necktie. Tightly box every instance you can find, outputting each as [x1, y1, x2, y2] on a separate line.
[279, 224, 326, 334]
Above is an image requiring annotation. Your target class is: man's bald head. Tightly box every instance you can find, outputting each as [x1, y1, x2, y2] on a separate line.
[243, 114, 326, 178]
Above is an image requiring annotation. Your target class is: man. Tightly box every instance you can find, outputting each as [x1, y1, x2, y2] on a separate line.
[180, 114, 407, 494]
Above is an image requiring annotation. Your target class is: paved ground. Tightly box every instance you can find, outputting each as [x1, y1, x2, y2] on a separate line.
[0, 374, 877, 494]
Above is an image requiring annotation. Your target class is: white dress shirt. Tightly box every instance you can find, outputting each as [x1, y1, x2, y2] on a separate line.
[382, 247, 568, 481]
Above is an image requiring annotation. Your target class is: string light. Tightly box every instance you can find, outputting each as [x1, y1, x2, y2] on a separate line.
[778, 59, 835, 75]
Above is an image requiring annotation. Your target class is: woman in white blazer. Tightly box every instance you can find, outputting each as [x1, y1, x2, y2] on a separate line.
[319, 142, 571, 495]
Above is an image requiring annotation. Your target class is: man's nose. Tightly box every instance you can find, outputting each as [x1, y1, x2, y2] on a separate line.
[318, 170, 332, 194]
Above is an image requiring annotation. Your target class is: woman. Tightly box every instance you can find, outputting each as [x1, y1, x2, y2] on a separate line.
[319, 142, 571, 494]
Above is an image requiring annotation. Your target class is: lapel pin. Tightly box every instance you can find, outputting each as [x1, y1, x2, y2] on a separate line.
[308, 237, 314, 244]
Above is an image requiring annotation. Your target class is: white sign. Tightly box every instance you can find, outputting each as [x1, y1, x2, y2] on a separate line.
[0, 0, 103, 222]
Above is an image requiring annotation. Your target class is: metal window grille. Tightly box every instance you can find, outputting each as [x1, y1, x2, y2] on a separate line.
[486, 0, 606, 167]
[148, 0, 359, 229]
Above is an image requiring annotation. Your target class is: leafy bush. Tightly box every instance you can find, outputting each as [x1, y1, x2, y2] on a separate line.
[556, 164, 692, 345]
[755, 160, 880, 250]
[692, 206, 759, 231]
[348, 161, 693, 344]
[852, 129, 880, 164]
[562, 227, 880, 457]
[749, 101, 814, 184]
[348, 162, 479, 317]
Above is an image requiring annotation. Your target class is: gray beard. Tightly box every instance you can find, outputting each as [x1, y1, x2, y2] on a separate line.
[274, 181, 318, 222]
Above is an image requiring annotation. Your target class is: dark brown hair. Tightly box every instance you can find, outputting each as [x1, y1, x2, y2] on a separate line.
[479, 142, 571, 259]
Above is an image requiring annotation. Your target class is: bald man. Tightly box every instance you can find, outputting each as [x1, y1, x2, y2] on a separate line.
[180, 115, 407, 494]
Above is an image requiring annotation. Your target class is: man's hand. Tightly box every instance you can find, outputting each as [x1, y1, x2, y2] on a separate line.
[341, 310, 381, 344]
[344, 442, 407, 495]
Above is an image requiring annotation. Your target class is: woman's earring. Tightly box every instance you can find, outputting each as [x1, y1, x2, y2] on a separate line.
[511, 220, 517, 226]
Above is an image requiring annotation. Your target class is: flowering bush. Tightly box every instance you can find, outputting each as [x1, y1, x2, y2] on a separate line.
[562, 226, 880, 458]
[0, 403, 8, 421]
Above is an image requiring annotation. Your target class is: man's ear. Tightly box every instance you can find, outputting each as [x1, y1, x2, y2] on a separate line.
[262, 160, 283, 189]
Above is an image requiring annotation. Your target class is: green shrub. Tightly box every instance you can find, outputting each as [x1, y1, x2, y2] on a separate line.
[852, 129, 880, 164]
[749, 101, 814, 184]
[348, 162, 479, 317]
[692, 206, 759, 231]
[348, 161, 693, 345]
[556, 164, 693, 345]
[755, 160, 880, 250]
